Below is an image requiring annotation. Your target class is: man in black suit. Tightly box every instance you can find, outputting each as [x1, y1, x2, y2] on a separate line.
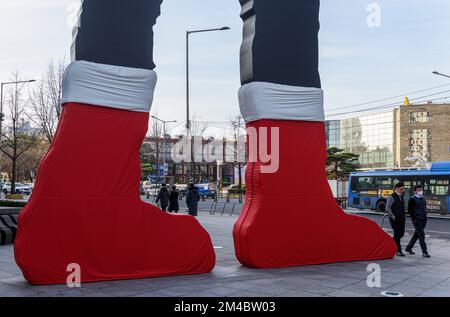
[386, 183, 406, 256]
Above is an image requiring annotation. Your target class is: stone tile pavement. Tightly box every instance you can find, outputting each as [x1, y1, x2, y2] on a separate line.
[1, 213, 450, 297]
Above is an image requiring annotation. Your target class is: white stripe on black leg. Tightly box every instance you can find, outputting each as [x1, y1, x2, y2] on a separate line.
[61, 61, 157, 113]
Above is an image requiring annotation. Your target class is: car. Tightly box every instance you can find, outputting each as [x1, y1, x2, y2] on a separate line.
[227, 185, 246, 194]
[25, 183, 35, 189]
[142, 181, 153, 191]
[145, 184, 161, 199]
[2, 182, 33, 195]
[197, 183, 217, 199]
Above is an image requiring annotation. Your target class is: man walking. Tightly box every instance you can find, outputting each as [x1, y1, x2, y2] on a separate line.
[168, 185, 180, 213]
[406, 185, 430, 258]
[387, 183, 406, 256]
[186, 183, 200, 217]
[155, 184, 170, 212]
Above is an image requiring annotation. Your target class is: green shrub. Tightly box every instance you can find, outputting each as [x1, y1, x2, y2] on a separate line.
[0, 200, 27, 208]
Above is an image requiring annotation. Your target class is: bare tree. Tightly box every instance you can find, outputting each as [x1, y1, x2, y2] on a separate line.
[29, 59, 66, 144]
[0, 72, 39, 194]
[228, 114, 247, 190]
[189, 117, 208, 184]
[1, 139, 48, 183]
[148, 115, 164, 183]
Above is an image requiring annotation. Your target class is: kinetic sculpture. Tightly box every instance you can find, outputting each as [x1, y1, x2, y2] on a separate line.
[15, 0, 395, 285]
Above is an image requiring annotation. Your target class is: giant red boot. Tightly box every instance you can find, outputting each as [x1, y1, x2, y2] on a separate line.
[14, 0, 215, 285]
[233, 0, 396, 268]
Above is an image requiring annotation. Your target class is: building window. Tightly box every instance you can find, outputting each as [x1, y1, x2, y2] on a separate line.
[408, 129, 431, 161]
[409, 112, 431, 123]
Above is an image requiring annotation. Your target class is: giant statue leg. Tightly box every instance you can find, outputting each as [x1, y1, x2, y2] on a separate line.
[233, 0, 396, 268]
[14, 0, 215, 285]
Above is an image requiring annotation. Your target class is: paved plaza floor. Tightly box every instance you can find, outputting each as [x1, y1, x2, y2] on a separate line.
[1, 213, 450, 297]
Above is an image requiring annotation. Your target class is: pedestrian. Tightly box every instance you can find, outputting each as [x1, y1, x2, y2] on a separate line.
[186, 183, 200, 217]
[406, 185, 430, 258]
[168, 185, 180, 213]
[387, 182, 406, 256]
[155, 184, 170, 212]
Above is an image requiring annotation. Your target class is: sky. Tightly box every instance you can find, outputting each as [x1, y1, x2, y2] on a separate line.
[1, 0, 450, 136]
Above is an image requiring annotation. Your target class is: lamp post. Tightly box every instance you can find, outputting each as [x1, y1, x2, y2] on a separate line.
[185, 26, 230, 183]
[186, 26, 230, 131]
[151, 115, 176, 184]
[432, 71, 450, 79]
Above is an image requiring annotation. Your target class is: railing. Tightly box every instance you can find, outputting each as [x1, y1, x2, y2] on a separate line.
[209, 201, 242, 216]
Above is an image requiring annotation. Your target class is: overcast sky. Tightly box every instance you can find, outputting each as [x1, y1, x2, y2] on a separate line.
[1, 0, 449, 135]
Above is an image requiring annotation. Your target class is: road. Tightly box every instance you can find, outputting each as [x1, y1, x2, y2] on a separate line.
[349, 211, 450, 239]
[141, 195, 450, 239]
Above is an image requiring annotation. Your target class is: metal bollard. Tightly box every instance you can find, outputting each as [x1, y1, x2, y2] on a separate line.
[381, 213, 389, 229]
[221, 203, 227, 215]
[230, 204, 236, 216]
[210, 201, 217, 215]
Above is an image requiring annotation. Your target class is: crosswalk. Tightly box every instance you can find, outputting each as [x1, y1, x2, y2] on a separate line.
[0, 214, 18, 245]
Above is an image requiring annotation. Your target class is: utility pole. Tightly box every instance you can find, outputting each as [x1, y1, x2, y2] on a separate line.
[186, 26, 230, 184]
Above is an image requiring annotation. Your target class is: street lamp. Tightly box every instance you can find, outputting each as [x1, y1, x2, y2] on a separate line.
[151, 115, 177, 184]
[0, 79, 36, 141]
[432, 71, 450, 79]
[186, 26, 231, 130]
[185, 26, 230, 184]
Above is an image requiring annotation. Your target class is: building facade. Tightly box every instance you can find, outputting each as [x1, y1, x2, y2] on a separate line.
[142, 136, 242, 186]
[326, 103, 450, 169]
[395, 103, 450, 167]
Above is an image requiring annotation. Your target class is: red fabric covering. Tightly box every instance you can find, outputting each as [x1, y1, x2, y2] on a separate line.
[14, 103, 215, 285]
[233, 119, 396, 268]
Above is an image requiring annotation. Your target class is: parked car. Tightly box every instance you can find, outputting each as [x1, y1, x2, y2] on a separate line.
[228, 185, 246, 195]
[197, 183, 217, 199]
[2, 182, 33, 195]
[145, 184, 160, 199]
[25, 183, 35, 189]
[142, 181, 152, 191]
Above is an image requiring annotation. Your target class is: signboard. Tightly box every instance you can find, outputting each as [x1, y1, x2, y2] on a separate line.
[151, 164, 169, 177]
[426, 195, 447, 214]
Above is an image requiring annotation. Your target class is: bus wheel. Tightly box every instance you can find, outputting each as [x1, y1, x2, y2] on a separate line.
[376, 200, 386, 213]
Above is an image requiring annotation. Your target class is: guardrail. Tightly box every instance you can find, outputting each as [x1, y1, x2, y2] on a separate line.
[209, 201, 243, 216]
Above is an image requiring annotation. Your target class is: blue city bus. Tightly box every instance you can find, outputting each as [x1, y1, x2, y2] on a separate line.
[348, 161, 450, 215]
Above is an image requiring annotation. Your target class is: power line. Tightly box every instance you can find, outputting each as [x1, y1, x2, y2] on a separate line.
[326, 83, 450, 113]
[326, 92, 450, 117]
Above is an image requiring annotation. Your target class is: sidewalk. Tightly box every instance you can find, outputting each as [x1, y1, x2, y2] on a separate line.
[346, 208, 450, 220]
[1, 213, 450, 297]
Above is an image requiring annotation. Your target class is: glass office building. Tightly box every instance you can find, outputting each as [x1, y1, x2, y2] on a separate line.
[325, 120, 341, 148]
[326, 112, 395, 169]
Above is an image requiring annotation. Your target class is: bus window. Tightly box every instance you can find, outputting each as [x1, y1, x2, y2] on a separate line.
[429, 178, 450, 196]
[350, 177, 358, 192]
[375, 177, 392, 190]
[357, 177, 374, 191]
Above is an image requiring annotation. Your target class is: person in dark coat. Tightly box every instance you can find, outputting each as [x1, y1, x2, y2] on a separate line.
[186, 183, 200, 217]
[155, 184, 170, 211]
[406, 185, 430, 258]
[386, 182, 406, 256]
[168, 185, 180, 213]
